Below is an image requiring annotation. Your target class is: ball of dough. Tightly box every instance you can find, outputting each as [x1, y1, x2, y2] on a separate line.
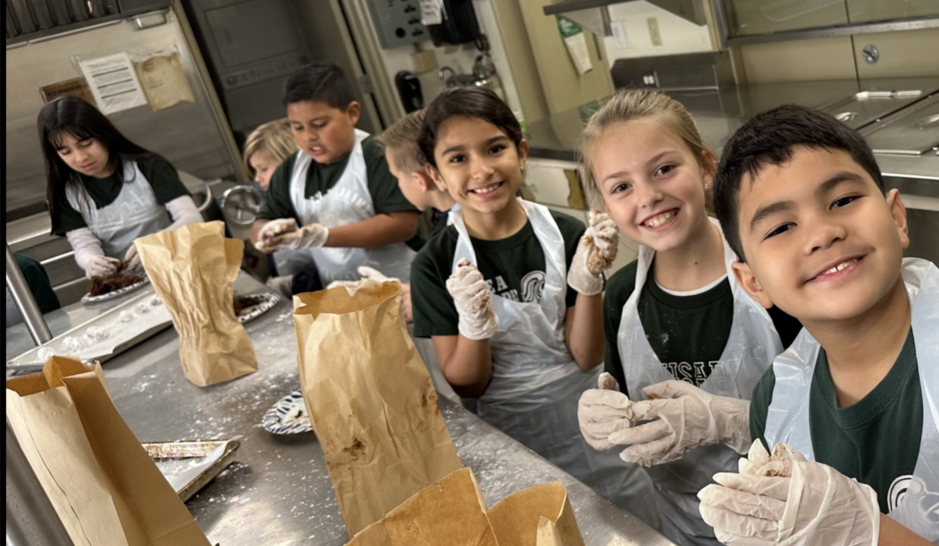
[119, 310, 136, 323]
[38, 347, 57, 361]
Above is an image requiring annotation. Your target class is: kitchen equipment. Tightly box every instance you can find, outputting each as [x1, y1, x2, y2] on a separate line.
[423, 0, 480, 46]
[611, 51, 734, 91]
[180, 0, 310, 139]
[6, 286, 172, 370]
[144, 439, 241, 502]
[819, 89, 933, 130]
[364, 0, 427, 48]
[395, 71, 424, 113]
[861, 93, 939, 154]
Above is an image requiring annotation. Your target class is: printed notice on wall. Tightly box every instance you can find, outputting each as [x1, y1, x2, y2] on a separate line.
[557, 17, 592, 76]
[79, 52, 148, 114]
[134, 53, 195, 112]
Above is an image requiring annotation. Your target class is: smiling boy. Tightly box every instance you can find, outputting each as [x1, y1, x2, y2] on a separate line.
[250, 62, 421, 283]
[699, 104, 937, 545]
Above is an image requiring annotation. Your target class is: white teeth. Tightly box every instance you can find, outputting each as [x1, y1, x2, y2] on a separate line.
[644, 211, 675, 228]
[471, 183, 500, 194]
[821, 259, 859, 276]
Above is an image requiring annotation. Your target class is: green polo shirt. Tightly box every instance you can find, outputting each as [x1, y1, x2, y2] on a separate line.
[603, 260, 802, 397]
[411, 209, 585, 338]
[750, 329, 921, 513]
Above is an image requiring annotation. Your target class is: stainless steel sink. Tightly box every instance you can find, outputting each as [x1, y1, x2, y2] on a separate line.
[820, 89, 932, 130]
[861, 94, 939, 155]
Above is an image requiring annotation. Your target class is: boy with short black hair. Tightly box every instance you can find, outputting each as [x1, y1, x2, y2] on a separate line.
[251, 61, 421, 283]
[700, 104, 936, 545]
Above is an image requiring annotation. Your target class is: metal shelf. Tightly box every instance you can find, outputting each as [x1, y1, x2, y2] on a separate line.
[543, 0, 707, 36]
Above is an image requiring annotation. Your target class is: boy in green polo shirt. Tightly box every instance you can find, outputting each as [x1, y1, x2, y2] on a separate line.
[251, 62, 420, 285]
[699, 104, 936, 545]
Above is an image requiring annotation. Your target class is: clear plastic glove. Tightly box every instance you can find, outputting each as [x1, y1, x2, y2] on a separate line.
[256, 218, 297, 253]
[608, 380, 751, 467]
[578, 372, 635, 450]
[698, 442, 880, 546]
[123, 243, 141, 272]
[446, 258, 498, 340]
[567, 209, 619, 296]
[273, 224, 328, 250]
[358, 267, 413, 323]
[85, 255, 121, 278]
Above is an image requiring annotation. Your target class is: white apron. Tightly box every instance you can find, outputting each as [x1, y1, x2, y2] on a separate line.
[617, 217, 783, 545]
[287, 129, 416, 283]
[450, 199, 659, 528]
[65, 160, 171, 259]
[764, 258, 939, 541]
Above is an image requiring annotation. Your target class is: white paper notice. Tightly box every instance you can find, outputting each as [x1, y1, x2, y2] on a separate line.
[419, 0, 442, 25]
[79, 53, 148, 114]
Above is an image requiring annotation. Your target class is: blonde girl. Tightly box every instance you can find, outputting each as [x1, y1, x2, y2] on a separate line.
[243, 118, 297, 190]
[576, 89, 802, 545]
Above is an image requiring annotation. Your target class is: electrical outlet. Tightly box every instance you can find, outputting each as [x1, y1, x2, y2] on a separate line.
[647, 17, 662, 47]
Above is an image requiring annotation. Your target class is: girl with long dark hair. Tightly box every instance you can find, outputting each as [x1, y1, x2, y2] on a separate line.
[38, 96, 202, 278]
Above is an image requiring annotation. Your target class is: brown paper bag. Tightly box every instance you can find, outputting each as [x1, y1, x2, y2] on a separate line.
[489, 482, 586, 546]
[135, 221, 257, 386]
[6, 356, 210, 546]
[347, 468, 499, 546]
[293, 281, 462, 536]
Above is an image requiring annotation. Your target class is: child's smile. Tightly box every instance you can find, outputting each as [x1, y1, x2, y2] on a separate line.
[733, 146, 910, 325]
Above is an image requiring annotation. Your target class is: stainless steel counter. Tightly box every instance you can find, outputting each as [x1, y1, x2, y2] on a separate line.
[7, 273, 671, 545]
[526, 77, 939, 180]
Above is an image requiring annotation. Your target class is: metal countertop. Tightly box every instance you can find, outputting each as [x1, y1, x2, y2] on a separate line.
[526, 77, 939, 181]
[7, 273, 671, 546]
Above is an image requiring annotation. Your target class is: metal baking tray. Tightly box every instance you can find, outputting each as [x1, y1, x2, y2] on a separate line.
[861, 93, 939, 155]
[143, 439, 241, 502]
[820, 89, 931, 130]
[6, 287, 173, 371]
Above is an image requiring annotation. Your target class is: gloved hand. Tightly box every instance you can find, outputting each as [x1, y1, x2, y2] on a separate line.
[567, 209, 618, 295]
[258, 218, 329, 251]
[123, 243, 141, 271]
[578, 372, 635, 450]
[608, 380, 751, 467]
[698, 442, 880, 546]
[358, 266, 413, 323]
[446, 258, 498, 340]
[85, 255, 122, 278]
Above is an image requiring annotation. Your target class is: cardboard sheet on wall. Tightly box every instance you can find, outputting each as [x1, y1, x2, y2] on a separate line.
[134, 53, 195, 112]
[40, 77, 96, 105]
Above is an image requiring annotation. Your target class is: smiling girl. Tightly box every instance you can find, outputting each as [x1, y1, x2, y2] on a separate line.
[575, 90, 803, 545]
[39, 96, 202, 279]
[410, 86, 658, 528]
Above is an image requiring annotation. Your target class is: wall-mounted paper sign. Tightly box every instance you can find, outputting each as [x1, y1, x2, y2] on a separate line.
[557, 17, 592, 76]
[40, 77, 97, 105]
[78, 52, 148, 114]
[134, 53, 195, 112]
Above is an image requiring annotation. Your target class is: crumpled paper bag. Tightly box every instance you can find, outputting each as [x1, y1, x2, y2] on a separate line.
[293, 281, 462, 537]
[489, 482, 586, 546]
[345, 468, 586, 546]
[346, 468, 498, 545]
[6, 356, 210, 545]
[135, 221, 257, 386]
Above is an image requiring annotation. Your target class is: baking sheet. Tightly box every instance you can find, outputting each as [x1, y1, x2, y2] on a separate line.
[144, 439, 240, 502]
[82, 275, 150, 303]
[7, 287, 172, 369]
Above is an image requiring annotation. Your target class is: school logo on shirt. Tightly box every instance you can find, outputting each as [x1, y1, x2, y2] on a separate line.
[887, 474, 939, 523]
[660, 361, 722, 387]
[486, 272, 545, 303]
